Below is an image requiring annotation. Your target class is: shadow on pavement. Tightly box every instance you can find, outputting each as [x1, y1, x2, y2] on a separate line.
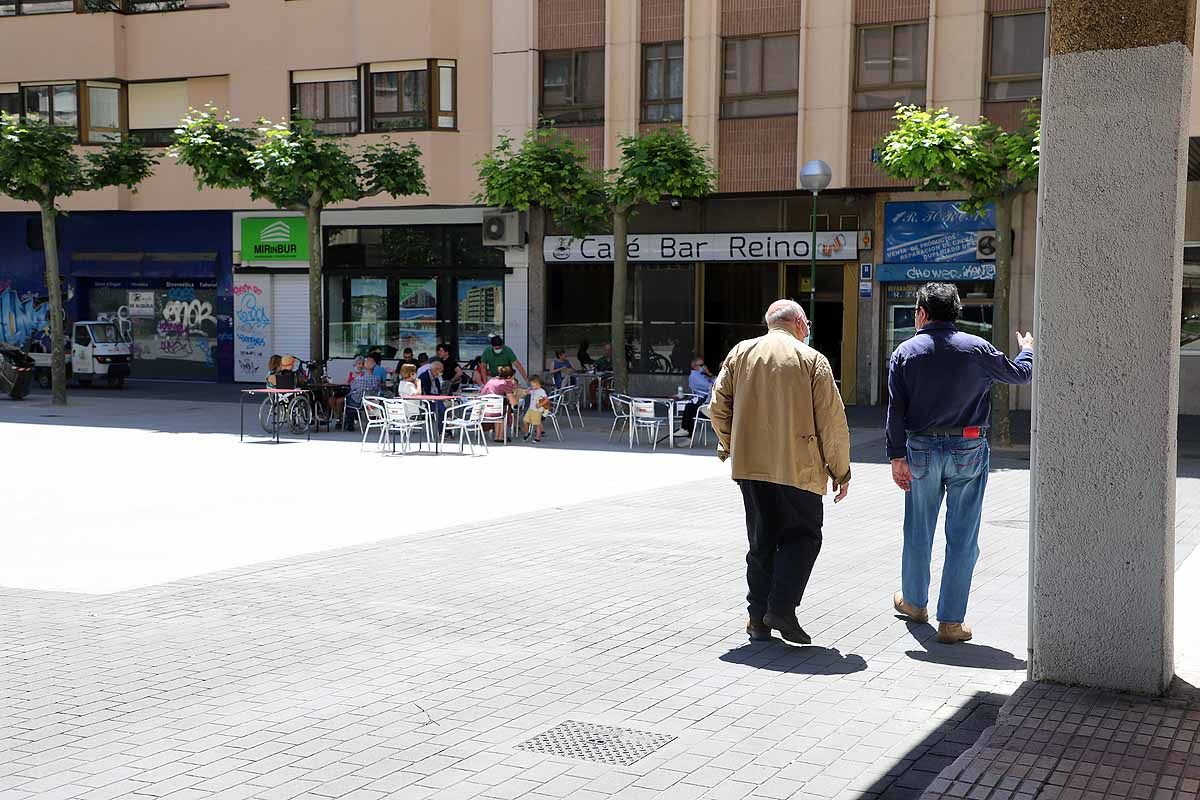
[719, 641, 868, 675]
[901, 619, 1027, 671]
[852, 690, 1008, 800]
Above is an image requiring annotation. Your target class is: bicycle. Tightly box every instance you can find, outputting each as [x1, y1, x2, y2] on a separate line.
[258, 389, 312, 435]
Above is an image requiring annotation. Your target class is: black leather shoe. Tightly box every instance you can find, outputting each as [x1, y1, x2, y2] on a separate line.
[763, 610, 811, 645]
[746, 618, 772, 641]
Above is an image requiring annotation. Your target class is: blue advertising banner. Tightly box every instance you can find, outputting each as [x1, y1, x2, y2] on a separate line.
[876, 262, 997, 283]
[883, 200, 995, 264]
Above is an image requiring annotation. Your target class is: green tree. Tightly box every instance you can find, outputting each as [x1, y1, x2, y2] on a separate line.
[172, 108, 428, 362]
[605, 129, 715, 391]
[879, 104, 1040, 446]
[0, 114, 158, 405]
[475, 126, 606, 373]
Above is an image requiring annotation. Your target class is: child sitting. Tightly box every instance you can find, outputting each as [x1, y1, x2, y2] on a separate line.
[522, 375, 551, 443]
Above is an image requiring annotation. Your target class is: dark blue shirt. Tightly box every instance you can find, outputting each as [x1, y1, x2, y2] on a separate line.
[885, 321, 1033, 459]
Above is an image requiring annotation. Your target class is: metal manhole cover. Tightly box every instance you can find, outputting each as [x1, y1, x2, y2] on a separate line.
[517, 720, 674, 766]
[988, 519, 1028, 529]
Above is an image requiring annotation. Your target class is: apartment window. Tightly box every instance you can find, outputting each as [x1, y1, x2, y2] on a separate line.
[642, 42, 683, 123]
[854, 22, 928, 111]
[0, 84, 18, 117]
[291, 68, 360, 135]
[129, 80, 187, 146]
[541, 49, 604, 125]
[720, 35, 799, 119]
[0, 0, 73, 14]
[987, 12, 1044, 101]
[369, 59, 456, 131]
[23, 83, 79, 132]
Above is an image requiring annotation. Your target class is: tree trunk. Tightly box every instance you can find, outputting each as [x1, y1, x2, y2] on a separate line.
[41, 203, 67, 406]
[306, 205, 324, 363]
[611, 207, 629, 394]
[990, 194, 1014, 447]
[527, 207, 547, 378]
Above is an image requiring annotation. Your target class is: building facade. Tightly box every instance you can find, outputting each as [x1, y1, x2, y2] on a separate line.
[1, 0, 1199, 410]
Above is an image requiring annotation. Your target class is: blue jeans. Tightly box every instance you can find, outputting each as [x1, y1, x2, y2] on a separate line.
[902, 435, 989, 624]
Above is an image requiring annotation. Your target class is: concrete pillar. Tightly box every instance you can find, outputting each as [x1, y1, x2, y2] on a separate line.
[1030, 0, 1194, 694]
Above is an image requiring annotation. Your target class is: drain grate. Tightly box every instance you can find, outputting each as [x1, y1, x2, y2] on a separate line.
[517, 720, 674, 766]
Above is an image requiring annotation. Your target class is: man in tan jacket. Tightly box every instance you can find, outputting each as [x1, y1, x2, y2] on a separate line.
[710, 299, 851, 645]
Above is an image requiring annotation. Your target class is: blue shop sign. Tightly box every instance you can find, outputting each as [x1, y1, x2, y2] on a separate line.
[877, 262, 997, 282]
[883, 200, 995, 264]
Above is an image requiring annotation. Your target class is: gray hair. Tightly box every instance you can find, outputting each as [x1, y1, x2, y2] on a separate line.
[764, 299, 805, 328]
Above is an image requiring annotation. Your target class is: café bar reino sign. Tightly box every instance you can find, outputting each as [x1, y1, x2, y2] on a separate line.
[241, 217, 309, 263]
[877, 200, 996, 282]
[544, 231, 860, 263]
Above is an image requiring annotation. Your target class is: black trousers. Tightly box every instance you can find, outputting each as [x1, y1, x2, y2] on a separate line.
[738, 479, 824, 620]
[681, 399, 703, 433]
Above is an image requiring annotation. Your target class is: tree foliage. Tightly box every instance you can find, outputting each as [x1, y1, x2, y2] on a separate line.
[609, 127, 717, 211]
[878, 105, 1039, 212]
[474, 126, 605, 237]
[171, 109, 428, 211]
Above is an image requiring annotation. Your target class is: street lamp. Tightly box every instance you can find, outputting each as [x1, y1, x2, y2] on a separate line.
[799, 159, 832, 346]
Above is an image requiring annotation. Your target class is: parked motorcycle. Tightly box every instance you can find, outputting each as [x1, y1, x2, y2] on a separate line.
[0, 344, 35, 400]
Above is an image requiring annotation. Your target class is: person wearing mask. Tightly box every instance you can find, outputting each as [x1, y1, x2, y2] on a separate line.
[710, 299, 851, 646]
[479, 335, 528, 385]
[346, 355, 366, 385]
[887, 282, 1034, 644]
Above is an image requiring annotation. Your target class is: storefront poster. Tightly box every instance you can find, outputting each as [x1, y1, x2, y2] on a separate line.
[233, 277, 272, 382]
[395, 278, 437, 354]
[883, 201, 995, 264]
[457, 279, 503, 358]
[544, 231, 859, 263]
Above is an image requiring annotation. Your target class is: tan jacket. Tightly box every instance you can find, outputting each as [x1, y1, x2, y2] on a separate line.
[710, 327, 851, 495]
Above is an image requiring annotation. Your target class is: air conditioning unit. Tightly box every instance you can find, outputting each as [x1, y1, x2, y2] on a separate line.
[482, 209, 524, 248]
[975, 230, 998, 261]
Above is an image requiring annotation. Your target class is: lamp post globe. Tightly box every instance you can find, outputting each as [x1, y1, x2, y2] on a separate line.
[799, 159, 832, 193]
[799, 160, 831, 346]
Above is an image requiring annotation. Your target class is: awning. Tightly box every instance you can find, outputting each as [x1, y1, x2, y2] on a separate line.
[68, 252, 218, 279]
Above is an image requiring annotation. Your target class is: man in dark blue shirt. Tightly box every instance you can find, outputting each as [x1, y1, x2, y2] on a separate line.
[886, 283, 1033, 644]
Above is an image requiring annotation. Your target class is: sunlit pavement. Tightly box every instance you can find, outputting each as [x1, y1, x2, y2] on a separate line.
[2, 390, 1199, 800]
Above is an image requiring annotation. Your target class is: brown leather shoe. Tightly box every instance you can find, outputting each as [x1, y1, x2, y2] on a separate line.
[893, 592, 929, 624]
[937, 622, 973, 643]
[762, 610, 811, 645]
[746, 618, 772, 642]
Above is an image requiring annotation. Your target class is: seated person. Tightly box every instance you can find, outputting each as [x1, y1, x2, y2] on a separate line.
[419, 360, 447, 396]
[577, 340, 595, 371]
[346, 355, 366, 385]
[594, 343, 614, 372]
[396, 363, 420, 397]
[396, 347, 419, 370]
[346, 357, 384, 431]
[680, 357, 715, 437]
[479, 335, 528, 384]
[481, 365, 518, 441]
[548, 349, 573, 389]
[435, 343, 465, 389]
[265, 354, 282, 387]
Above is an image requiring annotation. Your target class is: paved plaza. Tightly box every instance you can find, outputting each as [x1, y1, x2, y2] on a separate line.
[3, 387, 1200, 800]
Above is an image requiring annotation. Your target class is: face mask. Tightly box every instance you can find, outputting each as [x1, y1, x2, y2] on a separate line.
[493, 347, 502, 353]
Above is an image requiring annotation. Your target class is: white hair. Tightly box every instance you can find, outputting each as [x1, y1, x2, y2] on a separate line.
[764, 299, 804, 328]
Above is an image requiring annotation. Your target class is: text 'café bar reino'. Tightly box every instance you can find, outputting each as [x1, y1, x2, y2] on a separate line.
[545, 232, 861, 262]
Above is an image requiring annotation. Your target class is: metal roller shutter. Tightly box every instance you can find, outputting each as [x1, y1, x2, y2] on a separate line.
[271, 275, 311, 362]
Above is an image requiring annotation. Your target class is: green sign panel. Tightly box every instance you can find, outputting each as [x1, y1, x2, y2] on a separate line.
[241, 217, 309, 262]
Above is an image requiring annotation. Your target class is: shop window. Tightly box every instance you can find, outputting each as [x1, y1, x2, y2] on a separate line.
[86, 82, 122, 143]
[987, 12, 1044, 101]
[642, 42, 683, 123]
[0, 85, 17, 117]
[291, 69, 360, 135]
[703, 262, 778, 367]
[540, 48, 605, 125]
[23, 82, 79, 134]
[0, 0, 73, 14]
[326, 276, 444, 361]
[720, 34, 799, 119]
[854, 22, 928, 111]
[548, 263, 694, 374]
[129, 80, 187, 147]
